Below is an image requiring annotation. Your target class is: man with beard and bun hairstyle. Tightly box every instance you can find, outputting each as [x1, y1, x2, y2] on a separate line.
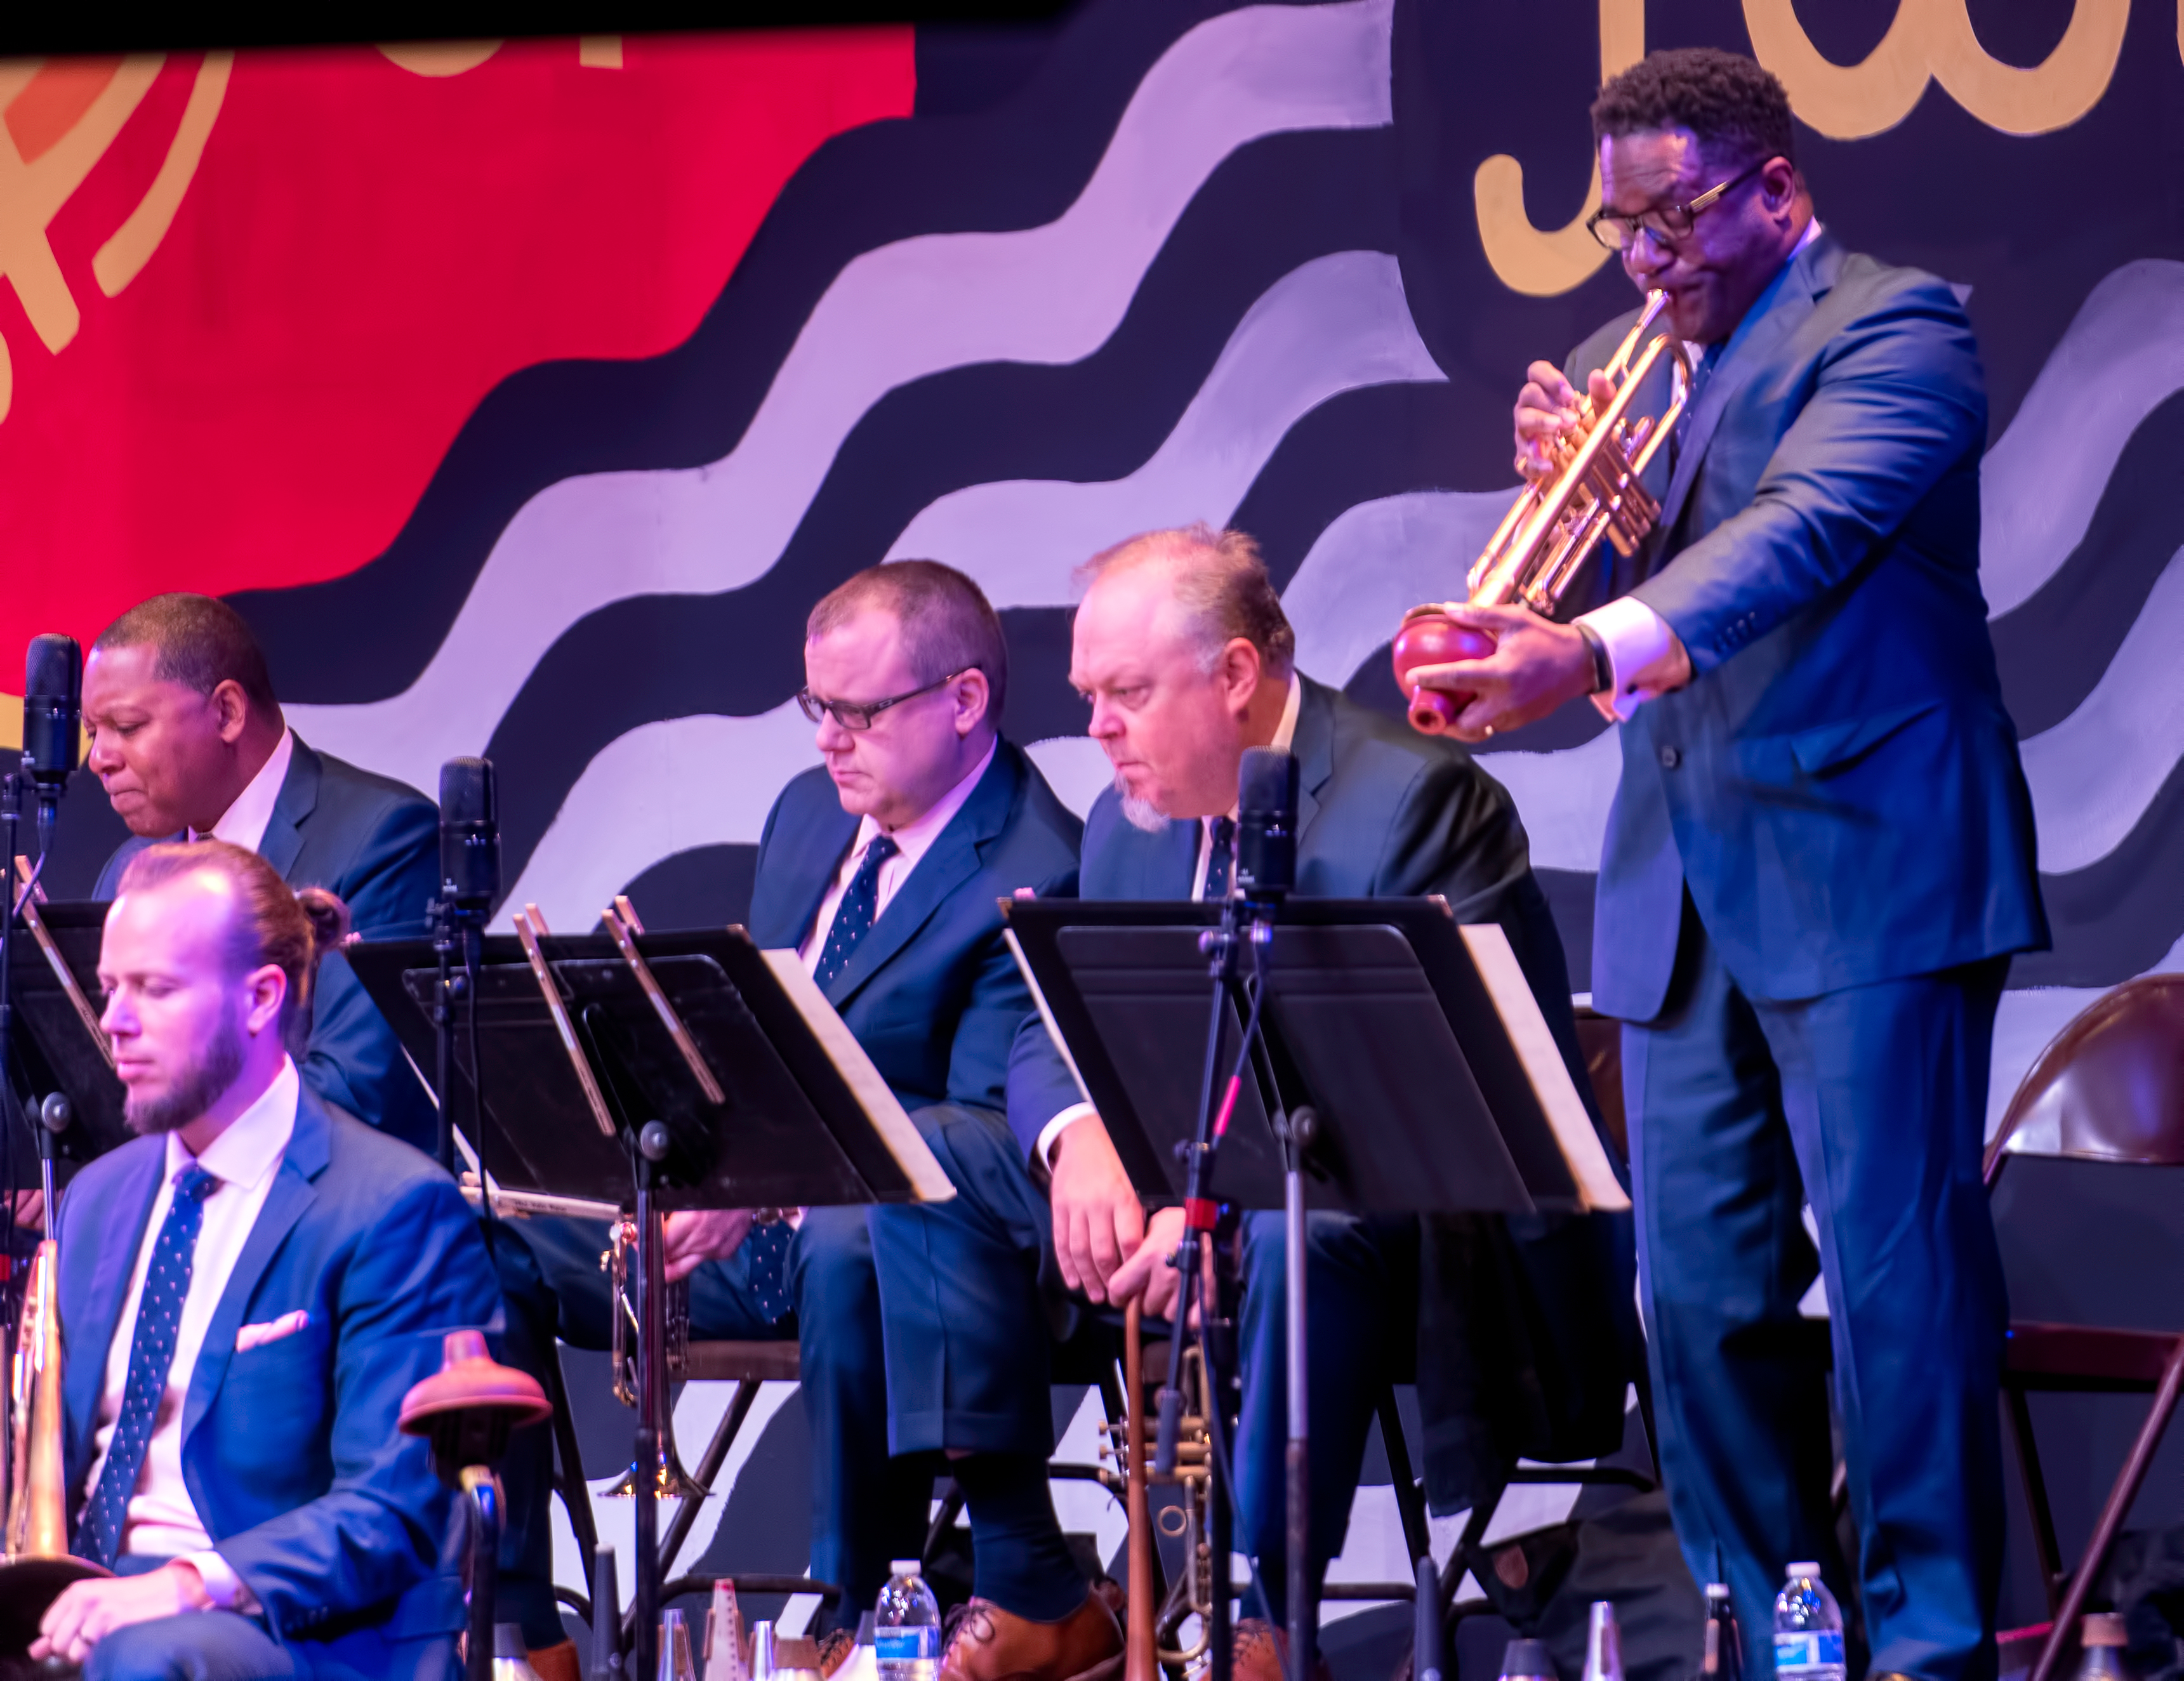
[83, 594, 440, 1156]
[865, 525, 1639, 1681]
[33, 840, 500, 1680]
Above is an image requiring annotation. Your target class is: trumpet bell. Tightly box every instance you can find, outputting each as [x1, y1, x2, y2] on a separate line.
[1389, 609, 1497, 736]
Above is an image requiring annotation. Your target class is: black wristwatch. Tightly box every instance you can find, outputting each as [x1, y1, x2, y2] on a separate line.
[1576, 621, 1613, 695]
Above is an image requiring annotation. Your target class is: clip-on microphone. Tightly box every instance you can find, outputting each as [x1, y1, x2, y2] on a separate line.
[433, 758, 501, 1177]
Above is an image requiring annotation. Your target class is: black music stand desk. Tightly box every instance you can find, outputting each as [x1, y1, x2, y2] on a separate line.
[2, 900, 130, 1189]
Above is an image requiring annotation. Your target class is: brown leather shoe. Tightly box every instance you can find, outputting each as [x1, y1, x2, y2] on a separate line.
[938, 1593, 1123, 1681]
[1231, 1618, 1335, 1681]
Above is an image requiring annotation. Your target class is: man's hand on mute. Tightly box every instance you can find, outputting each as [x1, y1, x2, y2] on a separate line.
[1407, 603, 1597, 741]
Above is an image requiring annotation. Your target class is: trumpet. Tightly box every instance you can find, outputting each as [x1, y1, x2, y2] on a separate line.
[1391, 288, 1691, 733]
[1, 1238, 110, 1664]
[600, 1214, 706, 1502]
[1101, 1302, 1217, 1681]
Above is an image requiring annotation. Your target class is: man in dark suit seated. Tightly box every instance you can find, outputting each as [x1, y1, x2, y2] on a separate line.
[1408, 49, 2048, 1680]
[33, 840, 500, 1680]
[83, 593, 440, 1156]
[866, 525, 1636, 1681]
[525, 560, 1083, 1631]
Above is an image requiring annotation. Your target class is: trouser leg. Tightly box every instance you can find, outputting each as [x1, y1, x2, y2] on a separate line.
[85, 1613, 296, 1681]
[788, 1205, 935, 1626]
[1758, 964, 2009, 1681]
[866, 1104, 1083, 1619]
[1235, 1210, 1415, 1624]
[1625, 905, 1843, 1681]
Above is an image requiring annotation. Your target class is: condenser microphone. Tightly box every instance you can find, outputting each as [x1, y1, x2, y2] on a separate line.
[1234, 746, 1298, 904]
[22, 634, 83, 789]
[439, 756, 501, 914]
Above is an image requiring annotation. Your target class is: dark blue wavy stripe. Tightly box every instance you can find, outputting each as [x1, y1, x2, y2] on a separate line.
[227, 0, 1258, 706]
[1991, 388, 2184, 739]
[621, 844, 760, 932]
[480, 128, 1402, 884]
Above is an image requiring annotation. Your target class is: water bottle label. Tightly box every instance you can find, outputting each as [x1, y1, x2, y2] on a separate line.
[876, 1628, 940, 1663]
[1773, 1632, 1844, 1678]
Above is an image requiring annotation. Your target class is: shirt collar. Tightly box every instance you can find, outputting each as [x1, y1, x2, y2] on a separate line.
[164, 1056, 300, 1193]
[852, 735, 998, 859]
[194, 728, 294, 854]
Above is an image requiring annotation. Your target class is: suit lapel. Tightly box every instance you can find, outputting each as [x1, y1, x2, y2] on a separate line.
[182, 1095, 329, 1445]
[255, 735, 324, 881]
[1291, 679, 1338, 848]
[756, 797, 858, 951]
[823, 748, 1022, 1008]
[64, 1145, 164, 1470]
[1653, 234, 1835, 550]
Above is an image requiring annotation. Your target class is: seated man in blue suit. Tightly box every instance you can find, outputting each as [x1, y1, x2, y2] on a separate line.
[1410, 49, 2047, 1681]
[868, 525, 1635, 1681]
[527, 560, 1084, 1636]
[84, 593, 440, 1156]
[34, 839, 500, 1680]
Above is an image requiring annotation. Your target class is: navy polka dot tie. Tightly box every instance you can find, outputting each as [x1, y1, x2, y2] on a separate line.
[745, 1218, 795, 1327]
[813, 835, 899, 989]
[77, 1163, 218, 1568]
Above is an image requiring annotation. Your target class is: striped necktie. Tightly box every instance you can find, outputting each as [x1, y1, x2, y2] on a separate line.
[78, 1163, 219, 1567]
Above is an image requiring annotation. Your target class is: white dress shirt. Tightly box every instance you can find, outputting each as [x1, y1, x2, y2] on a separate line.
[81, 1057, 301, 1607]
[1039, 675, 1302, 1165]
[798, 737, 999, 975]
[1575, 220, 1823, 720]
[187, 728, 294, 853]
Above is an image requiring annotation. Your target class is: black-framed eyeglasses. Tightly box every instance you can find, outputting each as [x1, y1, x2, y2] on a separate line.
[1584, 156, 1773, 253]
[797, 669, 969, 732]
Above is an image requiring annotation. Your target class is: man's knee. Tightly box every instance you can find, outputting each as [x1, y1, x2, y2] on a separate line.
[795, 1204, 878, 1323]
[86, 1614, 292, 1681]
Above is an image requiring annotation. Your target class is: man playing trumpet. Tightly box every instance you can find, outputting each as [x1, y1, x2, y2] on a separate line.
[1405, 48, 2046, 1681]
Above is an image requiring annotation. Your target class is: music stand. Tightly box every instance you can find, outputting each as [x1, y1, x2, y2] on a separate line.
[0, 899, 127, 1193]
[350, 922, 952, 1681]
[1003, 897, 1626, 1681]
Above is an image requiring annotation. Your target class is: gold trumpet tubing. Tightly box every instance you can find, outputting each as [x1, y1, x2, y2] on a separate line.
[1603, 289, 1676, 382]
[1466, 480, 1547, 598]
[6, 1242, 67, 1560]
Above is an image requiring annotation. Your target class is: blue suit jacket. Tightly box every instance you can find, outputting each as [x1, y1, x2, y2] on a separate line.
[1569, 233, 2047, 1018]
[1005, 676, 1585, 1159]
[56, 1088, 501, 1675]
[748, 739, 1082, 1114]
[96, 735, 442, 1152]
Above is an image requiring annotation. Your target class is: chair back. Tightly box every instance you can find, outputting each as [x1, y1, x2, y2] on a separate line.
[1984, 974, 2184, 1187]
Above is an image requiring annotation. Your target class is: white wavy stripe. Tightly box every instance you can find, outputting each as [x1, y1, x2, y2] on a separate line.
[492, 703, 819, 932]
[1982, 259, 2184, 617]
[2019, 544, 2184, 873]
[888, 251, 1446, 601]
[1281, 487, 1523, 689]
[287, 0, 1396, 800]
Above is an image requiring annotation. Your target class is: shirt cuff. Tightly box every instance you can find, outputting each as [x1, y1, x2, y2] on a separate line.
[1036, 1103, 1097, 1170]
[1576, 596, 1686, 720]
[176, 1550, 255, 1612]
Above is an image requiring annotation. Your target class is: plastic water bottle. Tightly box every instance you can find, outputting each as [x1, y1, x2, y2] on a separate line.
[1702, 1583, 1742, 1681]
[875, 1560, 941, 1681]
[1772, 1564, 1846, 1681]
[2073, 1612, 2134, 1681]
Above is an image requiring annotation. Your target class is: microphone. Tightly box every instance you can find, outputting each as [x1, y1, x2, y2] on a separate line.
[439, 757, 501, 914]
[1233, 746, 1298, 904]
[22, 634, 83, 789]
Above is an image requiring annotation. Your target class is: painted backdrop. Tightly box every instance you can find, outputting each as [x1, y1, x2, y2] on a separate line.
[4, 0, 2181, 1645]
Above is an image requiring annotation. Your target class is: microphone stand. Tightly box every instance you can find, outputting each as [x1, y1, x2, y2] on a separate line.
[430, 887, 487, 1181]
[0, 772, 21, 1505]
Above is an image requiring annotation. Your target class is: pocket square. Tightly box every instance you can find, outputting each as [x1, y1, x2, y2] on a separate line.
[236, 1310, 310, 1352]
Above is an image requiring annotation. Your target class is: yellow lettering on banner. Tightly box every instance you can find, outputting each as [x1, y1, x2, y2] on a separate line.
[95, 52, 232, 297]
[1472, 0, 1644, 298]
[0, 55, 162, 356]
[579, 37, 625, 69]
[378, 41, 504, 77]
[1743, 0, 2128, 138]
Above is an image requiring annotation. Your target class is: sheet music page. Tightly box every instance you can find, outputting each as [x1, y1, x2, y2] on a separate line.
[1003, 928, 1094, 1107]
[760, 949, 956, 1204]
[1458, 924, 1631, 1213]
